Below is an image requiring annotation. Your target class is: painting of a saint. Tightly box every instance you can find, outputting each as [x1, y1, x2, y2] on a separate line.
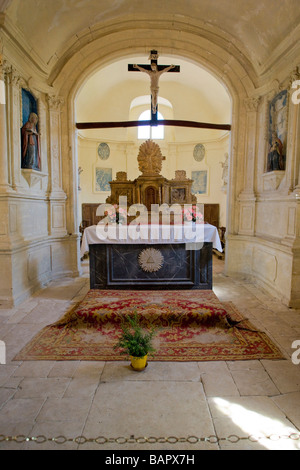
[267, 90, 287, 172]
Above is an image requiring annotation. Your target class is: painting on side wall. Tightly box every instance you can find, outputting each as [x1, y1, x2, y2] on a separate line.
[95, 168, 112, 192]
[267, 90, 288, 172]
[191, 171, 208, 195]
[20, 89, 41, 171]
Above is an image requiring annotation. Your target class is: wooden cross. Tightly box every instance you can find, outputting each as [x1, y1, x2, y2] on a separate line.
[128, 50, 180, 123]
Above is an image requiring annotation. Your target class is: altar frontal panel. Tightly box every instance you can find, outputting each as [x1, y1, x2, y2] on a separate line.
[90, 242, 212, 290]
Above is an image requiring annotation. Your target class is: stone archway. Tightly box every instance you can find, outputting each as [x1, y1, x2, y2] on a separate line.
[53, 16, 257, 279]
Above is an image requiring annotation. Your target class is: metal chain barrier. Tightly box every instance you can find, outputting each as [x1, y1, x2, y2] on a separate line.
[0, 433, 300, 445]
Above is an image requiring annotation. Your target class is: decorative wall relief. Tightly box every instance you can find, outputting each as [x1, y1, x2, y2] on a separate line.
[267, 90, 288, 172]
[98, 142, 110, 160]
[193, 144, 205, 162]
[220, 152, 229, 192]
[191, 170, 208, 195]
[95, 168, 112, 192]
[21, 89, 41, 171]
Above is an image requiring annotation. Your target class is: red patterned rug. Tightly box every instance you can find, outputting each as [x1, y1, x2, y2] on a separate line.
[14, 290, 285, 362]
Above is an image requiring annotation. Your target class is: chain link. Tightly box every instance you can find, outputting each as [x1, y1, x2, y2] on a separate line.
[0, 433, 299, 446]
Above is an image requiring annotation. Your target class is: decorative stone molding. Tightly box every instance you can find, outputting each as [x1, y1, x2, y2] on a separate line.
[262, 171, 285, 192]
[244, 96, 261, 112]
[47, 94, 64, 111]
[21, 169, 48, 188]
[3, 64, 27, 88]
[0, 59, 12, 82]
[238, 202, 255, 236]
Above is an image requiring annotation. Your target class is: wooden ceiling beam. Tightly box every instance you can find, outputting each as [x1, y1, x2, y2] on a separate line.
[76, 119, 231, 131]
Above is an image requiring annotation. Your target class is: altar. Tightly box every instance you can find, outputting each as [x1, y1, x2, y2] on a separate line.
[80, 223, 222, 290]
[80, 139, 222, 290]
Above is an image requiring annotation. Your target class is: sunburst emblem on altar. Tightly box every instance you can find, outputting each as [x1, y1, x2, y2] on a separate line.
[138, 248, 164, 273]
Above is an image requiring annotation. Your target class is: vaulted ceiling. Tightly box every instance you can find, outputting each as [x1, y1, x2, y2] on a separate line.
[1, 0, 299, 134]
[1, 0, 300, 76]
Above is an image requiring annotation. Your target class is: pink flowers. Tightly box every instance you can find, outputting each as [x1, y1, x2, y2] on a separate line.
[182, 206, 204, 223]
[105, 205, 127, 224]
[103, 203, 203, 225]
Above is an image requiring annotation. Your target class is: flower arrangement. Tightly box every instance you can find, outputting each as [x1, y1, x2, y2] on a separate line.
[182, 206, 204, 223]
[105, 204, 127, 224]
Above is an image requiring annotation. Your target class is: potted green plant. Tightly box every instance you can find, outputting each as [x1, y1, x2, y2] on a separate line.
[114, 312, 156, 371]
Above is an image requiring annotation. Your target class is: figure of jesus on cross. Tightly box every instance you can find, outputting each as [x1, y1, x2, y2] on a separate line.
[129, 51, 180, 120]
[133, 62, 175, 114]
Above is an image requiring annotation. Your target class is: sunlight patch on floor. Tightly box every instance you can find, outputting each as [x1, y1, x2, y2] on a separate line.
[212, 397, 300, 450]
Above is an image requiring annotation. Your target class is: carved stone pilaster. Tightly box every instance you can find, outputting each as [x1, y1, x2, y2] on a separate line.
[46, 93, 67, 236]
[47, 94, 65, 192]
[284, 67, 300, 194]
[7, 65, 25, 190]
[0, 52, 9, 191]
[238, 96, 261, 236]
[242, 96, 261, 195]
[0, 52, 3, 80]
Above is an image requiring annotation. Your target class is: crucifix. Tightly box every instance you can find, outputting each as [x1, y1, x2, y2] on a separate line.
[128, 50, 180, 123]
[76, 50, 231, 132]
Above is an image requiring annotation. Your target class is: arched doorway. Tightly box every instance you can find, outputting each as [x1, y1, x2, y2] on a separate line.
[53, 19, 255, 280]
[74, 55, 232, 241]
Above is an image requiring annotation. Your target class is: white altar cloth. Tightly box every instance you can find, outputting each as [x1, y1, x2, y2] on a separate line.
[80, 223, 222, 258]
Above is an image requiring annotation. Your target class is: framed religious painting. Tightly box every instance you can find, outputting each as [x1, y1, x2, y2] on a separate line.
[191, 170, 208, 195]
[267, 90, 288, 172]
[94, 168, 112, 192]
[170, 187, 186, 203]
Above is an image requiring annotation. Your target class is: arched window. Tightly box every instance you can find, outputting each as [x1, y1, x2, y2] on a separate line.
[138, 110, 164, 140]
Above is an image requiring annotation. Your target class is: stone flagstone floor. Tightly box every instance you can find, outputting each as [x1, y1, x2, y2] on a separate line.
[0, 258, 300, 450]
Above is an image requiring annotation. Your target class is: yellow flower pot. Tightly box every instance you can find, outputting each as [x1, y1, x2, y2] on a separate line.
[130, 355, 148, 371]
